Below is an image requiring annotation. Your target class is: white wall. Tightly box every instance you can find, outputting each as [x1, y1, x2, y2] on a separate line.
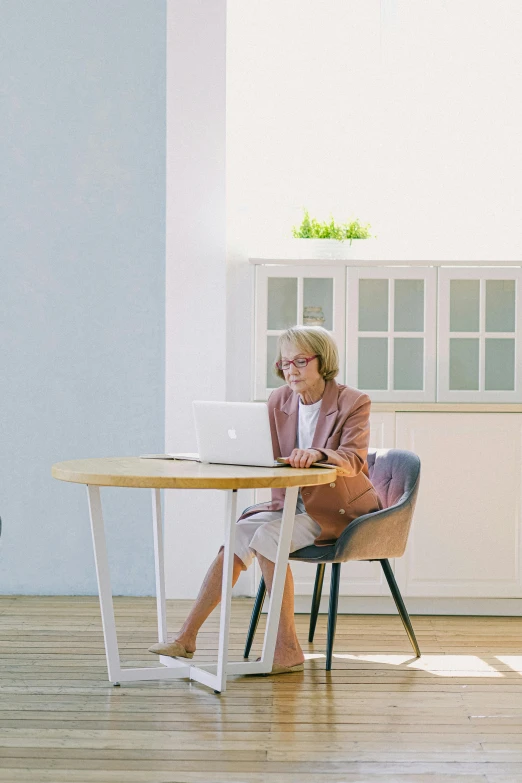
[0, 0, 166, 596]
[166, 0, 522, 598]
[164, 0, 232, 599]
[227, 0, 522, 262]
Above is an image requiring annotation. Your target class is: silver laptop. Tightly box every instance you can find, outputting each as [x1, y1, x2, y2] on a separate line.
[140, 401, 333, 468]
[193, 401, 279, 467]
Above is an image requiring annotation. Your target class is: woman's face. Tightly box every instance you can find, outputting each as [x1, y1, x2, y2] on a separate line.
[280, 341, 323, 394]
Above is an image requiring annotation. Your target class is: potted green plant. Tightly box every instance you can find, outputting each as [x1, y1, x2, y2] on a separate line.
[291, 209, 374, 259]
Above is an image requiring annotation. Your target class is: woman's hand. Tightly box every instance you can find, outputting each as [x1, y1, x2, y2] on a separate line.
[283, 448, 324, 469]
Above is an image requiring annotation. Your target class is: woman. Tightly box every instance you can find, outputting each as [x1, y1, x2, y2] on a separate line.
[149, 326, 381, 673]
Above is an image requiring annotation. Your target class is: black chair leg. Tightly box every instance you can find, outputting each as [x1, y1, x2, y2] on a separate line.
[308, 563, 326, 642]
[326, 563, 341, 671]
[380, 559, 421, 657]
[243, 576, 266, 658]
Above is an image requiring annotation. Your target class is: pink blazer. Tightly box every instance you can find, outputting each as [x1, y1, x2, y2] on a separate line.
[238, 379, 382, 546]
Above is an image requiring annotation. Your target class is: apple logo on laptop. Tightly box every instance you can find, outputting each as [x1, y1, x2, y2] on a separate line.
[228, 428, 237, 440]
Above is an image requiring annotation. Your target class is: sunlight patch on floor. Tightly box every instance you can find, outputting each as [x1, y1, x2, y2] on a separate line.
[333, 653, 503, 677]
[496, 655, 522, 674]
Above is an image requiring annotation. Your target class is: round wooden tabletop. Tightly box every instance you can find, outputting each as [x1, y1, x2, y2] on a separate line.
[51, 457, 337, 490]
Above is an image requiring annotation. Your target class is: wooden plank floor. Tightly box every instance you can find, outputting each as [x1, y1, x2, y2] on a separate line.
[0, 597, 522, 782]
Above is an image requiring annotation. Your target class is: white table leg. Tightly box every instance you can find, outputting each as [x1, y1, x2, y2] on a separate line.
[87, 484, 190, 685]
[152, 488, 167, 643]
[190, 488, 238, 693]
[259, 485, 298, 669]
[86, 485, 122, 684]
[215, 488, 238, 692]
[226, 484, 299, 677]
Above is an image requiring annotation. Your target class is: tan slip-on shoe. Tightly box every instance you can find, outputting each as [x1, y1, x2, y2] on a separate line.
[269, 662, 305, 675]
[148, 641, 194, 659]
[253, 657, 304, 675]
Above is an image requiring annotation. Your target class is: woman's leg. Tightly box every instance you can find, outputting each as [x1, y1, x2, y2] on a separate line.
[247, 511, 320, 668]
[173, 549, 245, 652]
[154, 515, 269, 653]
[256, 554, 305, 668]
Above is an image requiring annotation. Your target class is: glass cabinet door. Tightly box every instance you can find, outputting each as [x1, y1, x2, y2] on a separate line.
[254, 265, 346, 399]
[346, 267, 437, 401]
[437, 267, 522, 402]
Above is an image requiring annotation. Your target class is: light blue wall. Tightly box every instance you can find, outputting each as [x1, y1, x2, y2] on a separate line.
[0, 1, 166, 594]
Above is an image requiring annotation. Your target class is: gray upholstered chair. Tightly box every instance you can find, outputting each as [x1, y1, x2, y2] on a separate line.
[244, 448, 422, 670]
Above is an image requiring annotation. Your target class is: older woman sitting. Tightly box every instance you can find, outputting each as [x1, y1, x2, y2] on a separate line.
[149, 326, 381, 673]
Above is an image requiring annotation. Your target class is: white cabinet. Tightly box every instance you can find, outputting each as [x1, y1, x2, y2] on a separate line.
[395, 412, 522, 598]
[369, 412, 396, 449]
[250, 259, 522, 609]
[437, 267, 522, 403]
[346, 267, 437, 402]
[253, 260, 522, 403]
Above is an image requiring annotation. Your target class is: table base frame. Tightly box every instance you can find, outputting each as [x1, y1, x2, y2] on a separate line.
[86, 483, 299, 693]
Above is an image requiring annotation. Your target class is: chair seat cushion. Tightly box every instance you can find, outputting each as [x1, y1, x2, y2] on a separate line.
[290, 544, 336, 562]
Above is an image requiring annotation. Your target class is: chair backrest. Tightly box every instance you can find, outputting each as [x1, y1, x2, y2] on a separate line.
[331, 447, 421, 561]
[367, 448, 420, 511]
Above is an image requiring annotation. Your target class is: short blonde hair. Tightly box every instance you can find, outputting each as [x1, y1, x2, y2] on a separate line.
[274, 326, 339, 381]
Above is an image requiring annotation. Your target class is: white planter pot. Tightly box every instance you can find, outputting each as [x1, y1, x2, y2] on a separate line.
[293, 238, 371, 260]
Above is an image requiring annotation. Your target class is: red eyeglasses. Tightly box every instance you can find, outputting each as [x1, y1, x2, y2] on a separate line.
[276, 355, 319, 371]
